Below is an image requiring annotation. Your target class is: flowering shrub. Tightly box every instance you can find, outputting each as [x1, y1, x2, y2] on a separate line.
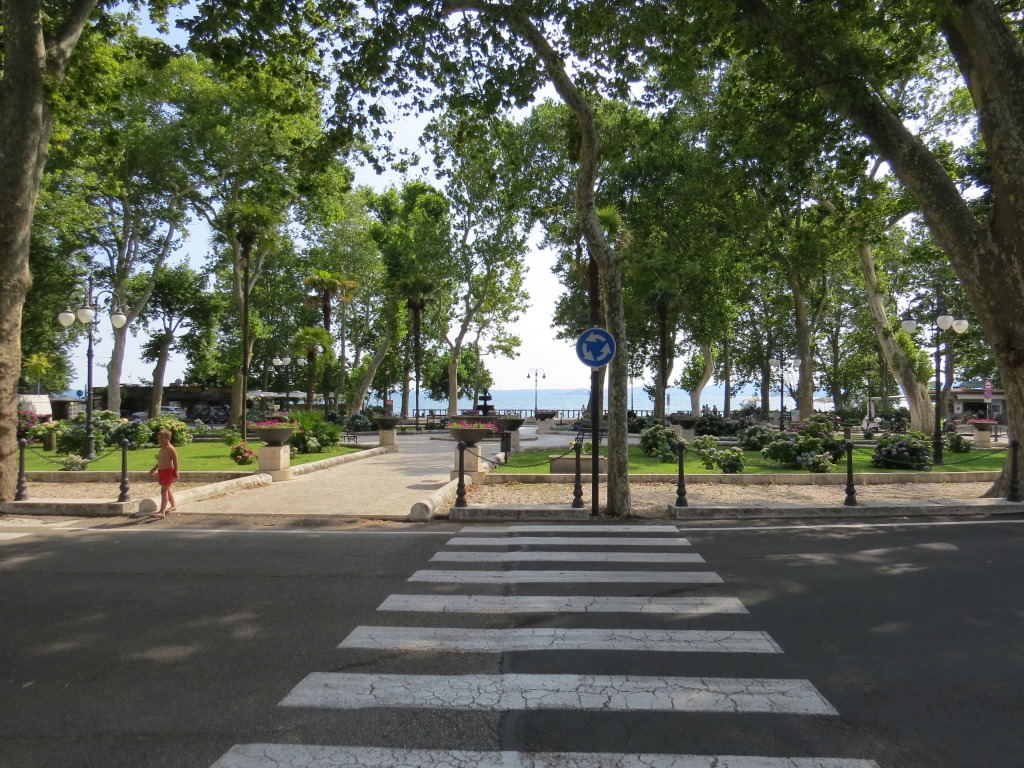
[56, 411, 121, 455]
[699, 446, 745, 473]
[794, 451, 836, 473]
[871, 432, 932, 470]
[447, 420, 498, 432]
[28, 419, 60, 440]
[968, 418, 996, 430]
[145, 415, 193, 447]
[944, 431, 973, 454]
[737, 425, 776, 451]
[17, 407, 42, 439]
[109, 419, 153, 450]
[60, 455, 88, 471]
[230, 442, 257, 465]
[638, 424, 684, 463]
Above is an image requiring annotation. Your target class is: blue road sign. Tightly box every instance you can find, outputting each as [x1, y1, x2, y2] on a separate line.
[576, 327, 616, 368]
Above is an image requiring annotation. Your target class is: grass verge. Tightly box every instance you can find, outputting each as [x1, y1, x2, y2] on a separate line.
[21, 442, 363, 472]
[495, 445, 1009, 474]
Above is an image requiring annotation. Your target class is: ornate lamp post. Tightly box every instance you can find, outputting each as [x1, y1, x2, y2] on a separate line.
[272, 354, 291, 409]
[526, 368, 546, 415]
[57, 275, 127, 460]
[864, 366, 875, 422]
[902, 311, 969, 465]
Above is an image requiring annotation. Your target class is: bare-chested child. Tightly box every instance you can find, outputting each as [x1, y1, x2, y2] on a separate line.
[148, 429, 179, 518]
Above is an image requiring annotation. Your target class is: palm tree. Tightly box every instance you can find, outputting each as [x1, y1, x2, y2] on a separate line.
[290, 326, 336, 412]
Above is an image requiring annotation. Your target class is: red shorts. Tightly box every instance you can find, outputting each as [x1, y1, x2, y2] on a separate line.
[157, 468, 177, 486]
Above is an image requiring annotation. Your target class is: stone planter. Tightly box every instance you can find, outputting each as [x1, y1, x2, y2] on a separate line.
[448, 427, 495, 446]
[374, 416, 401, 430]
[549, 454, 608, 474]
[252, 426, 295, 446]
[496, 416, 526, 432]
[41, 432, 57, 452]
[535, 409, 558, 421]
[973, 428, 992, 448]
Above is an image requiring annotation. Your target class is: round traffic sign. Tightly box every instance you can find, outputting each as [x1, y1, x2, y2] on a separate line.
[576, 328, 616, 368]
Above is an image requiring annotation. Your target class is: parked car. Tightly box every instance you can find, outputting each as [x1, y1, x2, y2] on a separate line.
[161, 406, 187, 420]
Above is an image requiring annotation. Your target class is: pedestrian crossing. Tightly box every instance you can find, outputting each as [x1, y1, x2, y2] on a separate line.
[211, 524, 880, 768]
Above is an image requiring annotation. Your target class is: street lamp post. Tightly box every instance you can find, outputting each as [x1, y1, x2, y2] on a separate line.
[526, 368, 546, 415]
[864, 366, 874, 422]
[272, 355, 291, 410]
[902, 311, 969, 465]
[57, 275, 127, 460]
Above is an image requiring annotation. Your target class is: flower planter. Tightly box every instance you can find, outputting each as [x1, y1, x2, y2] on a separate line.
[496, 416, 526, 432]
[374, 416, 401, 430]
[448, 427, 495, 446]
[253, 426, 295, 446]
[535, 410, 558, 421]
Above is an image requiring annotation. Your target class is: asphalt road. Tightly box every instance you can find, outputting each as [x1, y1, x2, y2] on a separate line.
[1, 515, 1022, 767]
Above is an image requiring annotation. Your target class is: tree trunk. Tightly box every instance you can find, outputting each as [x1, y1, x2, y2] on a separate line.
[149, 335, 173, 416]
[723, 336, 731, 416]
[106, 327, 126, 416]
[858, 243, 933, 432]
[350, 328, 394, 418]
[0, 1, 62, 501]
[654, 304, 675, 419]
[688, 344, 715, 415]
[787, 274, 816, 420]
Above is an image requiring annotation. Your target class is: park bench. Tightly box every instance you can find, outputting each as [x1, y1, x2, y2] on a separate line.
[342, 432, 359, 443]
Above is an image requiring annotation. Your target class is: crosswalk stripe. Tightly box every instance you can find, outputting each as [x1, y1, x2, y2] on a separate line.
[340, 626, 782, 653]
[280, 672, 838, 715]
[212, 744, 881, 767]
[431, 551, 705, 563]
[460, 525, 681, 533]
[377, 594, 748, 614]
[0, 532, 32, 541]
[409, 569, 724, 584]
[448, 536, 692, 547]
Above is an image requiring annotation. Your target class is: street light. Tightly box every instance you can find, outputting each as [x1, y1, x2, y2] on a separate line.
[768, 356, 798, 429]
[526, 368, 546, 414]
[901, 311, 969, 465]
[864, 366, 875, 422]
[57, 275, 127, 460]
[272, 354, 291, 409]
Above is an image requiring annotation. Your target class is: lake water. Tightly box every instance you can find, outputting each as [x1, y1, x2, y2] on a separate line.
[382, 385, 782, 416]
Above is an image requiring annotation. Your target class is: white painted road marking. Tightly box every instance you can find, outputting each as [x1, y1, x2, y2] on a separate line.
[340, 626, 782, 653]
[280, 672, 838, 715]
[409, 569, 724, 584]
[460, 525, 681, 533]
[431, 550, 705, 563]
[377, 594, 749, 615]
[448, 536, 692, 547]
[0, 532, 32, 541]
[212, 744, 881, 768]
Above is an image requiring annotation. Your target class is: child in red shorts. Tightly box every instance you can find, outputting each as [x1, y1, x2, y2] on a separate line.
[149, 428, 179, 518]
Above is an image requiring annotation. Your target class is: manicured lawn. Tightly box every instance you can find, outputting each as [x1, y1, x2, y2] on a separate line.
[20, 441, 364, 472]
[496, 445, 1009, 475]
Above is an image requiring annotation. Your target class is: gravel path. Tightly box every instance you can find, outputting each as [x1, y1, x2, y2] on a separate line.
[466, 480, 996, 517]
[23, 481, 210, 499]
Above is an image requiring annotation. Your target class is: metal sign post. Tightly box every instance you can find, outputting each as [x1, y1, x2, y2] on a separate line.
[576, 329, 616, 516]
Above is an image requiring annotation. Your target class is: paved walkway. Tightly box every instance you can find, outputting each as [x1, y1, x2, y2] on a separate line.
[175, 433, 463, 520]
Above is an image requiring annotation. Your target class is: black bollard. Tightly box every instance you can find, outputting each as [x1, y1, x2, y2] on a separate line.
[454, 441, 468, 508]
[118, 439, 131, 503]
[1008, 439, 1022, 503]
[844, 440, 858, 507]
[675, 442, 688, 507]
[571, 439, 584, 508]
[16, 438, 28, 501]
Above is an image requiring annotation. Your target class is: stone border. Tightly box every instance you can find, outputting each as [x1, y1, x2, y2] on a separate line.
[410, 478, 459, 521]
[671, 499, 1024, 520]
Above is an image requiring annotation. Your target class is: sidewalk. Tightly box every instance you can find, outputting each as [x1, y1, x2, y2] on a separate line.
[171, 433, 458, 521]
